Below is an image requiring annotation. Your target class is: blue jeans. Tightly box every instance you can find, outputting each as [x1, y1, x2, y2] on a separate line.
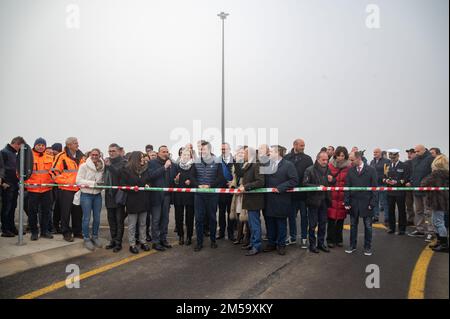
[289, 200, 305, 241]
[248, 210, 262, 252]
[432, 210, 448, 237]
[299, 201, 308, 240]
[266, 216, 287, 247]
[81, 193, 102, 239]
[350, 212, 373, 249]
[289, 200, 308, 241]
[374, 192, 389, 221]
[194, 194, 219, 246]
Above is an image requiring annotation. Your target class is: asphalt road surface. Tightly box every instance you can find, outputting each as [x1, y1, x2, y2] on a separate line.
[0, 216, 448, 299]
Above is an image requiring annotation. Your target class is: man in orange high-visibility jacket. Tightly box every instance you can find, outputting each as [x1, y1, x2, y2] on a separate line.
[25, 138, 55, 241]
[51, 137, 85, 242]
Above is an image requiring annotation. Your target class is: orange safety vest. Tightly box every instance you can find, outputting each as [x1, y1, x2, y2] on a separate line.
[51, 150, 85, 192]
[25, 150, 54, 193]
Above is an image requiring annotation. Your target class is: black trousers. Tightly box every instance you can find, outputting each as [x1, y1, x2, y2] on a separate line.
[1, 186, 18, 233]
[218, 194, 235, 238]
[326, 218, 344, 245]
[174, 204, 194, 239]
[58, 189, 82, 236]
[107, 206, 126, 245]
[308, 202, 328, 248]
[28, 191, 52, 235]
[388, 195, 407, 232]
[52, 188, 61, 230]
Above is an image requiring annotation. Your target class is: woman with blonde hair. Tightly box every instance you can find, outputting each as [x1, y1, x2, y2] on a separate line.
[230, 146, 251, 247]
[421, 154, 449, 253]
[76, 148, 105, 251]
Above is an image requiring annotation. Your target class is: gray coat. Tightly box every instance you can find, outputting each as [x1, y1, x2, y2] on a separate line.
[264, 159, 299, 218]
[344, 164, 378, 218]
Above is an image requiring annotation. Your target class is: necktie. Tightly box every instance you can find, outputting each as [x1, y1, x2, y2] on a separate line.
[357, 166, 362, 174]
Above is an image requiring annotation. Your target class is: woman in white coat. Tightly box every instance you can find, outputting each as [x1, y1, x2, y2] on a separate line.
[76, 148, 105, 251]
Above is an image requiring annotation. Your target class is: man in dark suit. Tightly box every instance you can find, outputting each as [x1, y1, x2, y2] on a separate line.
[344, 151, 378, 256]
[383, 149, 410, 235]
[263, 145, 299, 256]
[147, 145, 178, 251]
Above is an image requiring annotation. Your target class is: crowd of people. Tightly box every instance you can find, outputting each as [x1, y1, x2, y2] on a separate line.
[0, 136, 448, 257]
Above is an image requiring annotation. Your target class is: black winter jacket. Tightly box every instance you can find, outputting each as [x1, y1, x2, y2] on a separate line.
[1, 144, 18, 186]
[104, 156, 127, 209]
[303, 162, 334, 208]
[120, 166, 149, 214]
[173, 164, 197, 206]
[284, 150, 313, 201]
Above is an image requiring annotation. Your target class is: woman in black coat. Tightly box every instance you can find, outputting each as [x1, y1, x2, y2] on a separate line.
[120, 151, 151, 254]
[173, 148, 197, 245]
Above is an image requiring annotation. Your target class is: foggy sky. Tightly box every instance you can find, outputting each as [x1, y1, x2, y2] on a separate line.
[0, 0, 448, 160]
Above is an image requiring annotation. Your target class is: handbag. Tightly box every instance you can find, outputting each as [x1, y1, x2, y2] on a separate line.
[239, 208, 248, 222]
[72, 190, 81, 206]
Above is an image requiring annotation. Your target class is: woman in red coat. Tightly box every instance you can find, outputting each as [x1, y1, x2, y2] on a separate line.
[327, 146, 351, 248]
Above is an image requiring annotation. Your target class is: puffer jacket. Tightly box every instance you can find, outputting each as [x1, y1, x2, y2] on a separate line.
[327, 159, 351, 220]
[76, 158, 105, 195]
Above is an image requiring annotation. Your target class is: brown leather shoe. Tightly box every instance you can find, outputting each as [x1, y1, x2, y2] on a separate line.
[263, 245, 276, 252]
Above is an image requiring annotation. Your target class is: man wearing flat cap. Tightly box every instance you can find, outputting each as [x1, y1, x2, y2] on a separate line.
[382, 149, 411, 235]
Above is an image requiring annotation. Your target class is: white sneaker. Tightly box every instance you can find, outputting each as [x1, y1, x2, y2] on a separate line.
[92, 237, 102, 248]
[425, 234, 435, 243]
[84, 239, 95, 251]
[345, 247, 356, 254]
[364, 248, 373, 256]
[300, 239, 308, 249]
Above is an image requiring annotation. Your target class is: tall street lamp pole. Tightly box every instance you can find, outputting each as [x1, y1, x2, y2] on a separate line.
[218, 12, 229, 144]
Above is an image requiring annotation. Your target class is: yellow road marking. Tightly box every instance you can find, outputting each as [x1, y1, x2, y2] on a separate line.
[408, 246, 434, 299]
[17, 232, 434, 299]
[343, 223, 387, 230]
[17, 243, 177, 299]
